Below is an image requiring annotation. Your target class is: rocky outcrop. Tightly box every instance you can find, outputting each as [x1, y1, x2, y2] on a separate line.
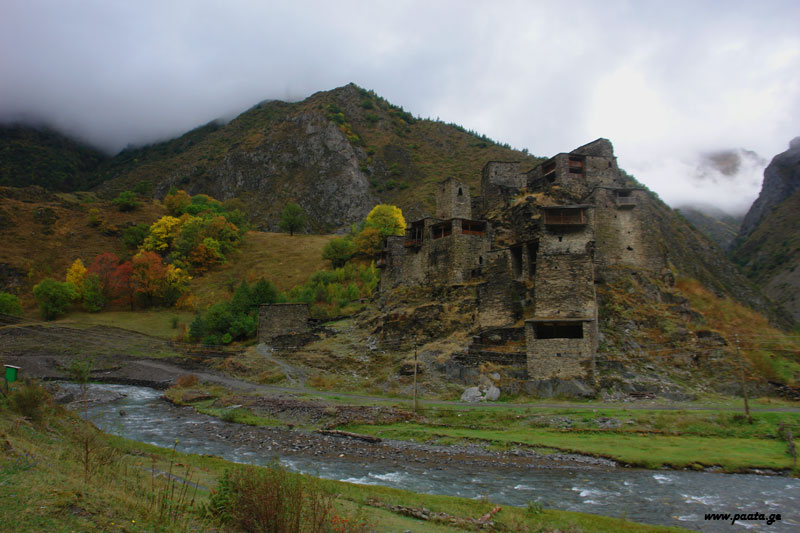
[737, 137, 800, 240]
[156, 112, 378, 232]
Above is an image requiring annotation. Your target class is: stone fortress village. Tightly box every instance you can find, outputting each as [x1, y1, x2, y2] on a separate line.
[376, 138, 667, 387]
[259, 139, 669, 391]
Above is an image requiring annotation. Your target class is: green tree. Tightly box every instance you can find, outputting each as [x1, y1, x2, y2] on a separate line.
[121, 223, 150, 249]
[251, 278, 279, 306]
[278, 203, 306, 236]
[0, 292, 22, 316]
[365, 204, 406, 238]
[33, 278, 78, 320]
[113, 190, 140, 212]
[322, 237, 355, 268]
[81, 273, 105, 312]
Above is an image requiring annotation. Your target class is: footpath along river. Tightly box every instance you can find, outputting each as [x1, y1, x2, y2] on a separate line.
[67, 383, 798, 532]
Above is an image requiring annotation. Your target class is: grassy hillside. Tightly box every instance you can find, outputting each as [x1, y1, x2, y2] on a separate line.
[0, 123, 107, 190]
[0, 187, 164, 308]
[188, 231, 337, 307]
[94, 84, 542, 224]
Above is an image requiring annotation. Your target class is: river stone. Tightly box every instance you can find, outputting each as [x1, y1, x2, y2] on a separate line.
[460, 387, 484, 403]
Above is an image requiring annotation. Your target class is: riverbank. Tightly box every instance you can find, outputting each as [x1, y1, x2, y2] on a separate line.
[1, 381, 684, 532]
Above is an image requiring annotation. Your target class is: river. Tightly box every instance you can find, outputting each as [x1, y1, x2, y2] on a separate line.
[68, 383, 798, 532]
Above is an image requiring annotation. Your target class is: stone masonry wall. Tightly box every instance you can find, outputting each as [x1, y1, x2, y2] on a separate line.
[481, 161, 525, 212]
[436, 178, 472, 219]
[525, 320, 596, 380]
[591, 188, 666, 272]
[258, 303, 309, 342]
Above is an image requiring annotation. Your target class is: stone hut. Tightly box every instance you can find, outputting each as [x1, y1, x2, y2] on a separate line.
[258, 303, 309, 343]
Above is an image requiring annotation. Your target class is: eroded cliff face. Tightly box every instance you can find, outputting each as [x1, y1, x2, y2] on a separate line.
[731, 138, 800, 323]
[737, 137, 800, 240]
[156, 112, 377, 232]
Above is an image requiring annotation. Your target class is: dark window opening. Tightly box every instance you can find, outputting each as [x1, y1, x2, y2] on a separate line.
[479, 256, 483, 265]
[543, 160, 556, 183]
[544, 208, 587, 225]
[626, 246, 633, 251]
[432, 221, 452, 239]
[568, 156, 585, 176]
[527, 241, 538, 277]
[462, 220, 486, 236]
[617, 190, 632, 198]
[558, 236, 562, 242]
[535, 323, 584, 339]
[405, 223, 424, 247]
[458, 187, 463, 196]
[511, 245, 522, 278]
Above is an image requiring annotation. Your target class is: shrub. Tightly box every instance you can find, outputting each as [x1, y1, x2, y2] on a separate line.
[10, 380, 50, 423]
[32, 278, 78, 320]
[113, 190, 140, 212]
[176, 374, 198, 388]
[87, 208, 102, 227]
[0, 292, 22, 316]
[133, 180, 152, 196]
[203, 464, 335, 532]
[322, 238, 355, 268]
[122, 223, 150, 249]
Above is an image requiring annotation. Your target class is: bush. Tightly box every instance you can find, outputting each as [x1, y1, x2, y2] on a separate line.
[122, 223, 150, 249]
[176, 374, 198, 388]
[322, 238, 355, 268]
[0, 292, 22, 316]
[10, 380, 50, 423]
[113, 190, 140, 212]
[203, 464, 335, 532]
[32, 278, 78, 320]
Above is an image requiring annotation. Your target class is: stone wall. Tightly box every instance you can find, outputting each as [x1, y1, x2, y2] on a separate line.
[525, 319, 596, 380]
[258, 303, 309, 342]
[476, 249, 523, 327]
[481, 161, 525, 213]
[591, 188, 667, 272]
[436, 177, 472, 219]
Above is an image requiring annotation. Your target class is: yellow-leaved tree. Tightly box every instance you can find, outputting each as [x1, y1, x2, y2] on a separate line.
[365, 204, 406, 238]
[141, 216, 182, 252]
[65, 258, 87, 294]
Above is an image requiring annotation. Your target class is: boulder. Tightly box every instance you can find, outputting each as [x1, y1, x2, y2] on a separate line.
[460, 387, 484, 403]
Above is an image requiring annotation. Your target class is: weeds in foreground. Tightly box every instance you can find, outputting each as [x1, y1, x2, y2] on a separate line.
[203, 462, 369, 532]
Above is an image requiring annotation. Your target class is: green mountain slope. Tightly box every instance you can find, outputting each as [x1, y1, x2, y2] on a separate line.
[94, 83, 541, 231]
[0, 123, 107, 190]
[675, 204, 742, 250]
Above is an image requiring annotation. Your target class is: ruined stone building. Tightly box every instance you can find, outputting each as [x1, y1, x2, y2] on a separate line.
[378, 139, 666, 387]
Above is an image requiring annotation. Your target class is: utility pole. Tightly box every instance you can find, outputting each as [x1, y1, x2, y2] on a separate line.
[734, 334, 752, 424]
[413, 338, 419, 413]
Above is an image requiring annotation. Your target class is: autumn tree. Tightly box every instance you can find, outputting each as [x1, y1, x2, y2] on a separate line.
[365, 204, 406, 238]
[110, 261, 135, 310]
[279, 203, 306, 236]
[354, 227, 382, 256]
[66, 259, 88, 294]
[88, 253, 121, 299]
[163, 189, 191, 216]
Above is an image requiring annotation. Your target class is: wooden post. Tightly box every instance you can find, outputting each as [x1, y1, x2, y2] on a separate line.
[735, 334, 752, 424]
[413, 339, 419, 413]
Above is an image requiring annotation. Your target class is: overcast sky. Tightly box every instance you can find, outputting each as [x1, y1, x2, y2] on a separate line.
[2, 0, 799, 213]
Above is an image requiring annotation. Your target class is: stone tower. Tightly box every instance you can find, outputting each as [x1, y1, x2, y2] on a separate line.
[436, 177, 472, 219]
